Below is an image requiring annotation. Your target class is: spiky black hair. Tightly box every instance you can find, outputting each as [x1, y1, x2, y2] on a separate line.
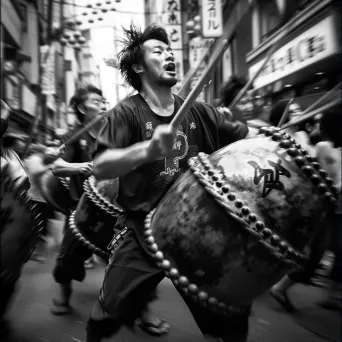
[118, 22, 170, 91]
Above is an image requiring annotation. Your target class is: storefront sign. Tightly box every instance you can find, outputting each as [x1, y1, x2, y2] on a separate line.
[249, 16, 339, 89]
[201, 0, 223, 38]
[41, 42, 57, 95]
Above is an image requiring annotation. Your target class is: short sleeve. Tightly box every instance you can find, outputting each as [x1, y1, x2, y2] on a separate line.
[93, 104, 135, 159]
[59, 128, 79, 161]
[202, 103, 249, 147]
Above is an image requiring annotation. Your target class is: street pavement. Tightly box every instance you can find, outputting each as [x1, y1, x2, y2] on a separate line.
[5, 219, 341, 342]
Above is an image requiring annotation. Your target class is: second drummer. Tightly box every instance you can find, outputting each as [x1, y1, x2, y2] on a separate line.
[49, 84, 107, 315]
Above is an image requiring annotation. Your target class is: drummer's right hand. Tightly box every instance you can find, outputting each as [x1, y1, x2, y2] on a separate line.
[147, 125, 175, 160]
[78, 162, 93, 177]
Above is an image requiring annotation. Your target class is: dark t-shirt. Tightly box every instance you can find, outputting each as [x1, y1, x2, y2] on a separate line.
[61, 124, 102, 202]
[94, 93, 248, 214]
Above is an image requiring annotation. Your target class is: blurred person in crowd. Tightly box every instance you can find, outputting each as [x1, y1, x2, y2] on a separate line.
[24, 144, 56, 263]
[270, 108, 341, 312]
[49, 84, 107, 315]
[269, 100, 317, 156]
[219, 76, 251, 123]
[315, 109, 341, 310]
[84, 23, 249, 342]
[246, 94, 273, 137]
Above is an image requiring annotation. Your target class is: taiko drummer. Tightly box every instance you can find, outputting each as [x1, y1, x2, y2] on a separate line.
[84, 23, 249, 342]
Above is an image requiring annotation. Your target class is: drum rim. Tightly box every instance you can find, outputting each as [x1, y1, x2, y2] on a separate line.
[68, 210, 110, 259]
[142, 126, 338, 316]
[1, 172, 45, 284]
[40, 171, 71, 215]
[83, 176, 123, 217]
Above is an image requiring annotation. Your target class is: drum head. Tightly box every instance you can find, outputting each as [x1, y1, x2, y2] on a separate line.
[1, 176, 43, 284]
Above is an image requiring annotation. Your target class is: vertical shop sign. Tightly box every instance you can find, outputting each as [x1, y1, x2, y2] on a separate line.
[201, 0, 223, 38]
[162, 0, 184, 85]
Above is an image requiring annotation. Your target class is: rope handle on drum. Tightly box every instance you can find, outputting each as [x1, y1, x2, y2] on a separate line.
[83, 176, 123, 217]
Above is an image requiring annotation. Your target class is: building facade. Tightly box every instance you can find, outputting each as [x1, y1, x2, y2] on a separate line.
[247, 0, 341, 116]
[1, 0, 41, 137]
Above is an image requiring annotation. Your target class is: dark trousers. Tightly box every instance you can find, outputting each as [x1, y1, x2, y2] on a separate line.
[289, 222, 327, 283]
[86, 223, 250, 342]
[289, 213, 341, 283]
[53, 214, 92, 284]
[326, 213, 341, 282]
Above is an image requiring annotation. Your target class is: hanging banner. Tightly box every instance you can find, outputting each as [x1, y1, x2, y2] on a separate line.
[41, 42, 56, 95]
[189, 37, 212, 69]
[188, 37, 212, 101]
[161, 0, 184, 85]
[201, 0, 223, 38]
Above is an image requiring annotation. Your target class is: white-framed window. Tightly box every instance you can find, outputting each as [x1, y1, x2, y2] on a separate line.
[259, 0, 281, 42]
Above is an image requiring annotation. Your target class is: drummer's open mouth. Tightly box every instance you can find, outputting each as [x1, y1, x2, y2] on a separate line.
[165, 63, 176, 72]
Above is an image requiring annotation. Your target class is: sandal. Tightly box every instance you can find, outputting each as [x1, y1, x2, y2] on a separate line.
[137, 318, 170, 336]
[269, 288, 296, 313]
[50, 299, 72, 316]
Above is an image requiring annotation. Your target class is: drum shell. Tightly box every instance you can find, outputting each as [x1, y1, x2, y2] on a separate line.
[40, 170, 75, 215]
[1, 176, 42, 286]
[149, 135, 328, 306]
[73, 178, 121, 253]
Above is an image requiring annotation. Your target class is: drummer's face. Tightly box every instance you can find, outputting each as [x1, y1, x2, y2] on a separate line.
[138, 39, 178, 88]
[80, 93, 107, 120]
[289, 103, 302, 122]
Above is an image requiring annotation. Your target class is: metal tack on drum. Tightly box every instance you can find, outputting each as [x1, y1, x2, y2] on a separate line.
[161, 259, 171, 271]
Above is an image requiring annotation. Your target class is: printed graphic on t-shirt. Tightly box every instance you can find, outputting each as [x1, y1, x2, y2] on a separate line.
[147, 123, 201, 190]
[145, 121, 154, 138]
[160, 129, 189, 177]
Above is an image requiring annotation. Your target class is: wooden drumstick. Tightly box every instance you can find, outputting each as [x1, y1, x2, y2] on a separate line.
[43, 110, 109, 163]
[176, 40, 214, 97]
[277, 98, 294, 128]
[285, 81, 342, 126]
[281, 96, 341, 129]
[169, 39, 229, 132]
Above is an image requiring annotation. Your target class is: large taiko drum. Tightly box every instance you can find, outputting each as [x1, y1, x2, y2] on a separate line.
[143, 127, 339, 316]
[68, 176, 124, 259]
[1, 154, 44, 316]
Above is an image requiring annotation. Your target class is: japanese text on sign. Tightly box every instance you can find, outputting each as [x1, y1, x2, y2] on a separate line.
[201, 0, 223, 38]
[162, 0, 183, 83]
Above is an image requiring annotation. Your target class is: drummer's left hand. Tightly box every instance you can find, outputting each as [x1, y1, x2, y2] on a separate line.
[78, 162, 93, 177]
[44, 147, 63, 164]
